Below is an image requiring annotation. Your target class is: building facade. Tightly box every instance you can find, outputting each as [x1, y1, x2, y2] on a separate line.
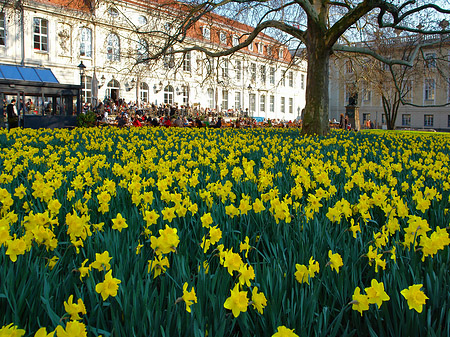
[329, 34, 450, 131]
[0, 0, 306, 120]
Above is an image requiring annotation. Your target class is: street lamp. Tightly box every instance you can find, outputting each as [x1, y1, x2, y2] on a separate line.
[77, 61, 86, 114]
[78, 61, 86, 84]
[78, 61, 86, 96]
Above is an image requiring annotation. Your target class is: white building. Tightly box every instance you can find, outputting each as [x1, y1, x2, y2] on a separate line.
[0, 0, 306, 120]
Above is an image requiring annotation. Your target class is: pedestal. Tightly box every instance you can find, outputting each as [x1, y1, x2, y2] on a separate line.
[345, 105, 360, 131]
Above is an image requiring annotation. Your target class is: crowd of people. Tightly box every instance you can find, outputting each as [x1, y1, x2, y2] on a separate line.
[88, 99, 302, 129]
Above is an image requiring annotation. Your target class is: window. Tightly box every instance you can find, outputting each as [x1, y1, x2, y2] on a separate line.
[140, 82, 149, 103]
[270, 95, 274, 113]
[281, 71, 286, 86]
[106, 79, 120, 100]
[424, 114, 434, 127]
[207, 88, 214, 109]
[33, 18, 48, 51]
[379, 59, 390, 71]
[257, 42, 264, 54]
[250, 63, 256, 82]
[288, 71, 293, 87]
[137, 39, 148, 61]
[363, 113, 371, 123]
[183, 51, 191, 72]
[269, 67, 275, 85]
[164, 47, 175, 69]
[248, 43, 253, 52]
[81, 76, 92, 103]
[222, 89, 228, 110]
[267, 45, 273, 57]
[181, 85, 189, 105]
[301, 74, 305, 90]
[106, 33, 120, 61]
[164, 23, 173, 32]
[235, 91, 241, 110]
[281, 97, 285, 113]
[0, 13, 5, 46]
[260, 95, 266, 112]
[249, 93, 256, 113]
[289, 97, 293, 113]
[232, 35, 239, 47]
[108, 7, 119, 17]
[278, 48, 283, 59]
[362, 82, 371, 102]
[402, 114, 411, 126]
[448, 78, 450, 103]
[425, 53, 436, 68]
[138, 15, 147, 26]
[381, 114, 386, 124]
[202, 26, 210, 40]
[80, 27, 92, 57]
[424, 78, 435, 101]
[403, 80, 413, 102]
[235, 60, 241, 81]
[222, 59, 229, 78]
[260, 65, 266, 84]
[220, 32, 227, 45]
[164, 85, 174, 104]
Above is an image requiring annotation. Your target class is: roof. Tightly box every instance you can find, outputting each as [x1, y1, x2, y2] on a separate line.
[0, 64, 59, 83]
[29, 0, 93, 12]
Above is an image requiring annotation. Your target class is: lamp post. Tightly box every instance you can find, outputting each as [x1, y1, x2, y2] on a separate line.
[77, 61, 86, 114]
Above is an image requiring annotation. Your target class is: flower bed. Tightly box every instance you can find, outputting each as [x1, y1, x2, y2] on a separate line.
[0, 127, 449, 337]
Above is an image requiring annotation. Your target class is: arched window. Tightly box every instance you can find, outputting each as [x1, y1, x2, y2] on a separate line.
[138, 15, 147, 26]
[106, 79, 120, 102]
[140, 82, 149, 103]
[137, 39, 148, 61]
[80, 27, 92, 57]
[108, 7, 119, 17]
[164, 85, 174, 104]
[106, 33, 120, 61]
[81, 76, 92, 103]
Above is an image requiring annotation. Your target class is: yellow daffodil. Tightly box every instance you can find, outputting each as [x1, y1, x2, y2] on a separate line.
[327, 250, 343, 273]
[181, 282, 197, 313]
[251, 287, 267, 314]
[272, 326, 299, 337]
[401, 284, 429, 313]
[111, 213, 128, 232]
[95, 270, 121, 301]
[351, 286, 370, 316]
[223, 283, 248, 318]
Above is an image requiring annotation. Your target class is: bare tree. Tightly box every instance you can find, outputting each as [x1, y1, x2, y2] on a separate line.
[132, 0, 450, 135]
[335, 30, 418, 130]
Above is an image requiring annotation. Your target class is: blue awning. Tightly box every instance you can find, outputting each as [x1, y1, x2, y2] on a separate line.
[0, 64, 59, 83]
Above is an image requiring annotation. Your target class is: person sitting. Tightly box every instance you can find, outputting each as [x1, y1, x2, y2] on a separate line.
[117, 113, 128, 127]
[163, 116, 172, 127]
[213, 117, 223, 128]
[132, 115, 142, 127]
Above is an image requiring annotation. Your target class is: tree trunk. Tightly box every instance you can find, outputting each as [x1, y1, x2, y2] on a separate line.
[301, 42, 331, 136]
